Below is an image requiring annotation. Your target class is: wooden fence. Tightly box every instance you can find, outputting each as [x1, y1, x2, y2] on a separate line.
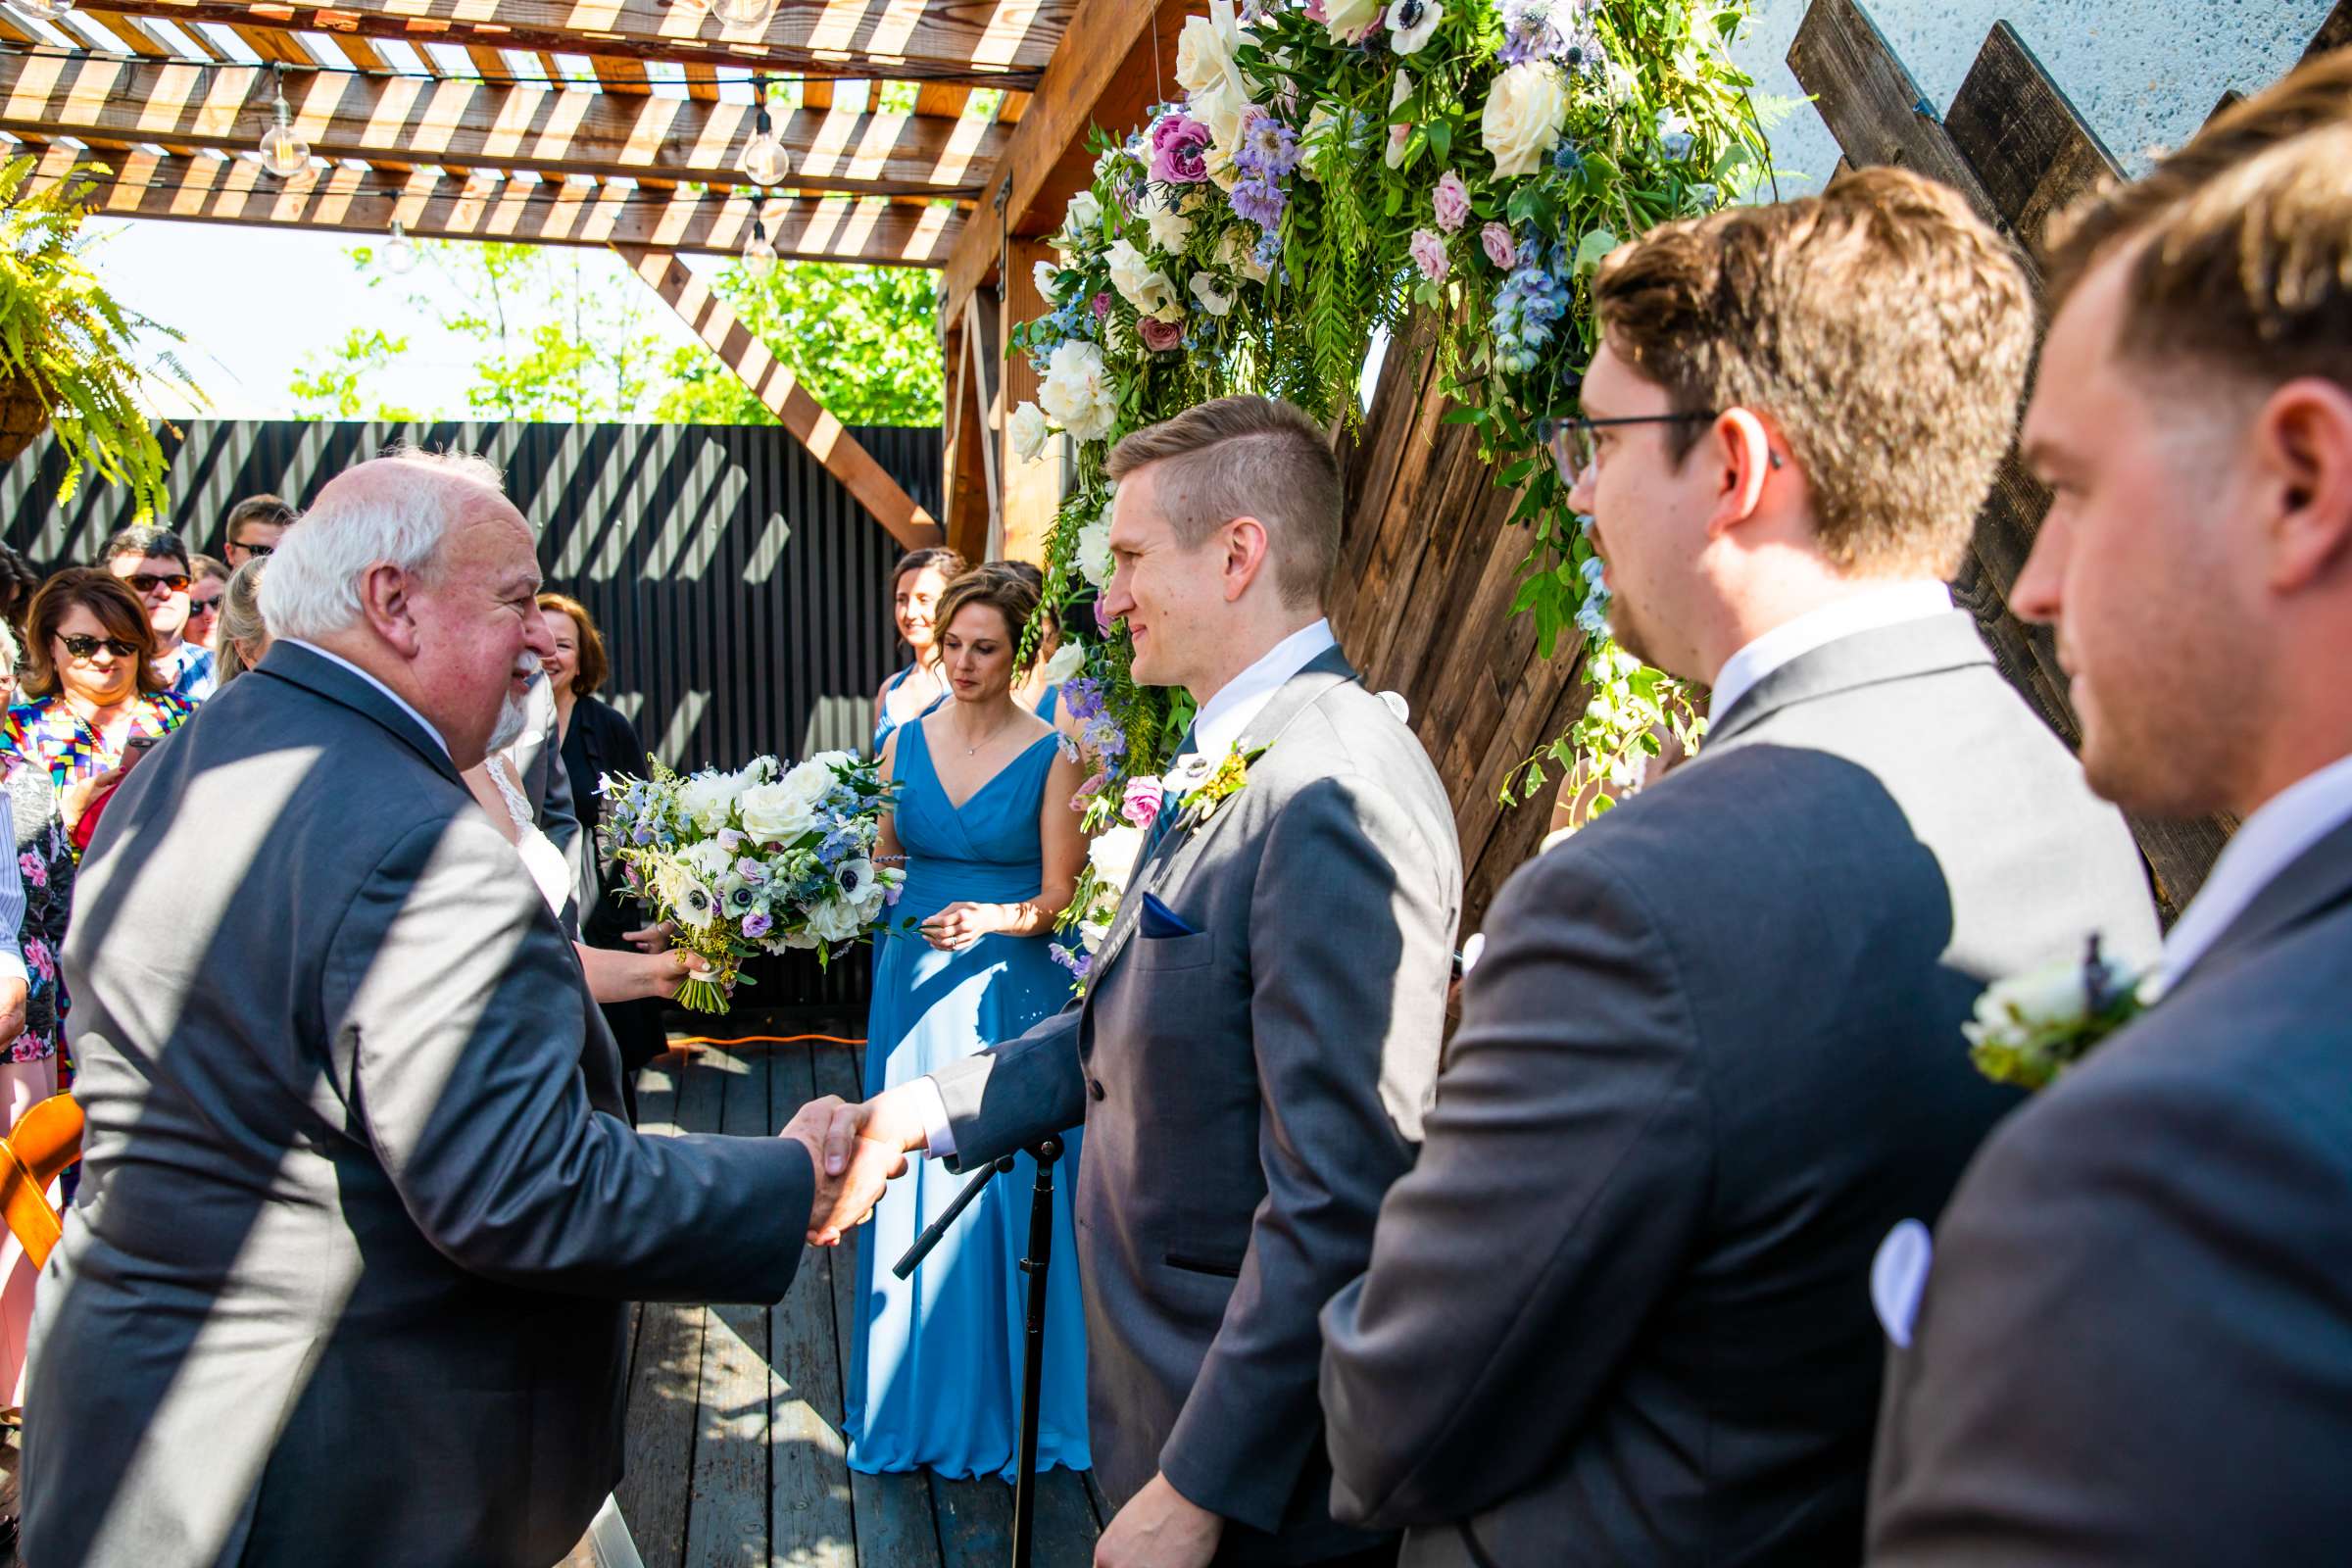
[1337, 0, 2352, 931]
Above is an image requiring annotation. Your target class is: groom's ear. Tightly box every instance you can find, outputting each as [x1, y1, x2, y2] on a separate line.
[359, 563, 425, 658]
[1221, 515, 1273, 604]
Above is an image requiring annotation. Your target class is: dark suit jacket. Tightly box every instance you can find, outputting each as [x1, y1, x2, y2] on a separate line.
[1318, 612, 2161, 1567]
[1868, 810, 2352, 1565]
[24, 643, 815, 1568]
[560, 691, 650, 948]
[932, 647, 1463, 1564]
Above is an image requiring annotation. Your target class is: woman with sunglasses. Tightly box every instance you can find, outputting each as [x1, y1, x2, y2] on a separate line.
[2, 570, 194, 846]
[186, 554, 229, 655]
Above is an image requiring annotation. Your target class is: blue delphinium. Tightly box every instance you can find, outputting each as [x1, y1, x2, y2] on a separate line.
[1492, 244, 1571, 375]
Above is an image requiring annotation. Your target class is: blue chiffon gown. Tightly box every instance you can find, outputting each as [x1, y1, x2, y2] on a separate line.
[847, 718, 1091, 1480]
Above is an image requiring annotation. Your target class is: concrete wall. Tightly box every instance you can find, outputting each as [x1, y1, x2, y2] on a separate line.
[1728, 0, 2337, 195]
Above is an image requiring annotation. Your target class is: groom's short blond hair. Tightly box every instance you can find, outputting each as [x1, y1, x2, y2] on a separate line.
[1106, 395, 1341, 609]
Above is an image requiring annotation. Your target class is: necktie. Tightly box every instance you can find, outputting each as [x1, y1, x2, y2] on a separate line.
[1142, 722, 1200, 864]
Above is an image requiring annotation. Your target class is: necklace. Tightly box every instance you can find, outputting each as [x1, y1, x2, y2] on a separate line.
[948, 704, 1019, 757]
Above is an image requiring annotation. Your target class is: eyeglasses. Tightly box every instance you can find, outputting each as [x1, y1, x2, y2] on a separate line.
[58, 634, 141, 662]
[189, 598, 223, 617]
[234, 543, 274, 558]
[1534, 413, 1722, 486]
[121, 572, 192, 596]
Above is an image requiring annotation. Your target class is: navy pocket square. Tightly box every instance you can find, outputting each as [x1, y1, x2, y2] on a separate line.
[1140, 893, 1200, 939]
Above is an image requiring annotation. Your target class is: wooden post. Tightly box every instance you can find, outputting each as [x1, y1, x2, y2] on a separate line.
[998, 236, 1064, 565]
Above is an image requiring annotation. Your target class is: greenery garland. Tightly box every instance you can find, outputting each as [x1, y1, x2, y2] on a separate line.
[1011, 0, 1765, 978]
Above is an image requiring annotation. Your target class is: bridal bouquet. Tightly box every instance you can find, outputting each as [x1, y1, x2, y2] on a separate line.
[598, 753, 906, 1011]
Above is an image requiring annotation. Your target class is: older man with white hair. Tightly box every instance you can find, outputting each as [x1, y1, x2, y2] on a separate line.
[23, 449, 901, 1568]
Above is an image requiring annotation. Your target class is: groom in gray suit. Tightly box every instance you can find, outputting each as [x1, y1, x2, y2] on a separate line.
[24, 449, 900, 1568]
[831, 396, 1462, 1567]
[1870, 62, 2352, 1565]
[1316, 168, 2159, 1566]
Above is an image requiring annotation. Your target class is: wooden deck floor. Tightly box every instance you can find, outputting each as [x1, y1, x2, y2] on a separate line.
[612, 1039, 1106, 1568]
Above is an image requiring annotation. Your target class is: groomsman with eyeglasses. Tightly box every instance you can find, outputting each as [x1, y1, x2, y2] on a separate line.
[1313, 167, 2160, 1566]
[1867, 54, 2352, 1566]
[101, 522, 216, 704]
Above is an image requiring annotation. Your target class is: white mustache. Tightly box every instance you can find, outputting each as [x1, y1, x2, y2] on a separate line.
[513, 654, 543, 680]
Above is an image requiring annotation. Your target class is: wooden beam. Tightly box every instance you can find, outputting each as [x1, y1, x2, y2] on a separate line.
[24, 142, 965, 264]
[0, 51, 1005, 196]
[961, 288, 1002, 561]
[940, 0, 1190, 319]
[997, 233, 1059, 564]
[80, 0, 1067, 85]
[617, 243, 943, 551]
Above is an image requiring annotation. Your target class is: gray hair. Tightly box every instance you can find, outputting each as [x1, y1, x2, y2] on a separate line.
[262, 446, 511, 643]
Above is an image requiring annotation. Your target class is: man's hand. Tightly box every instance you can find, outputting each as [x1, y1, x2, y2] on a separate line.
[1095, 1472, 1223, 1568]
[0, 976, 25, 1050]
[817, 1083, 934, 1180]
[780, 1096, 908, 1245]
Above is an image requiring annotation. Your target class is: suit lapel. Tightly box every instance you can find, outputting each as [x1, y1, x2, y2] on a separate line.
[253, 642, 466, 789]
[2170, 813, 2352, 996]
[1086, 648, 1361, 996]
[1706, 611, 1995, 747]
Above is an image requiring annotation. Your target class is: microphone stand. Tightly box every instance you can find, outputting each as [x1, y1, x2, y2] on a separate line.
[893, 1137, 1063, 1568]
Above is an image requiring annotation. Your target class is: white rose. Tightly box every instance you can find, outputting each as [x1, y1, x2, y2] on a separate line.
[1042, 639, 1086, 686]
[807, 749, 858, 774]
[681, 839, 733, 880]
[1962, 963, 2096, 1050]
[1060, 189, 1102, 247]
[675, 772, 736, 834]
[1385, 71, 1416, 172]
[1037, 340, 1117, 443]
[1173, 0, 1243, 98]
[1190, 271, 1235, 317]
[1088, 824, 1146, 887]
[738, 779, 819, 843]
[1078, 917, 1112, 954]
[1104, 238, 1168, 316]
[1010, 400, 1051, 463]
[1324, 0, 1383, 37]
[1033, 258, 1061, 299]
[1075, 501, 1116, 589]
[1146, 196, 1197, 256]
[808, 899, 861, 944]
[1190, 80, 1250, 190]
[1482, 61, 1570, 179]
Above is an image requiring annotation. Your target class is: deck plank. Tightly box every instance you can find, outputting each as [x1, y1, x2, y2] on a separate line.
[616, 1052, 722, 1568]
[929, 1474, 1016, 1568]
[770, 1043, 860, 1566]
[814, 1043, 949, 1568]
[1033, 1468, 1102, 1567]
[683, 1048, 777, 1568]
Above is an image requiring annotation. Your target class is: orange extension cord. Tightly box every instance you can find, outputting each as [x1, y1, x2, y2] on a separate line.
[665, 1032, 866, 1053]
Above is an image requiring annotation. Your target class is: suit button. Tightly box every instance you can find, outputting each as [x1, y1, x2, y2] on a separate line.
[1087, 1077, 1106, 1101]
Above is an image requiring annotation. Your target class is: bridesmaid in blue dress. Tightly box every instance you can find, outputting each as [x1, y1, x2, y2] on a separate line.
[870, 546, 965, 756]
[850, 564, 1093, 1482]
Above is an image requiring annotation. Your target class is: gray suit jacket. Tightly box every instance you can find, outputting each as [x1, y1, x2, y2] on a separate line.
[1319, 612, 2160, 1567]
[1868, 810, 2352, 1565]
[24, 643, 816, 1568]
[931, 646, 1463, 1563]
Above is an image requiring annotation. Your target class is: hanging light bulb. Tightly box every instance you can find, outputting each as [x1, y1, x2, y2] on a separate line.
[738, 76, 790, 185]
[709, 0, 777, 28]
[257, 67, 310, 178]
[8, 0, 76, 22]
[383, 220, 418, 275]
[744, 192, 777, 278]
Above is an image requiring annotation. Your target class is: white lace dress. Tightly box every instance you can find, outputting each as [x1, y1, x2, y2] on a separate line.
[485, 754, 578, 934]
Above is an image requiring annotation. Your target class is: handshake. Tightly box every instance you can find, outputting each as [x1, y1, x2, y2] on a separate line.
[776, 1085, 933, 1246]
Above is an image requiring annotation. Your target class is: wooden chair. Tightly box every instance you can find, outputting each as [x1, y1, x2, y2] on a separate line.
[0, 1095, 82, 1272]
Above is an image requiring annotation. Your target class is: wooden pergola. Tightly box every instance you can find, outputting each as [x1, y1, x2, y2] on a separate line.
[0, 0, 1150, 552]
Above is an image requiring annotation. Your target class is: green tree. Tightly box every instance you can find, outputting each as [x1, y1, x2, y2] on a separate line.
[288, 326, 416, 420]
[656, 261, 943, 427]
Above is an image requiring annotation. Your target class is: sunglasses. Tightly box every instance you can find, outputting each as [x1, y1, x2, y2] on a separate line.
[234, 543, 275, 558]
[122, 572, 192, 596]
[58, 633, 141, 661]
[189, 597, 223, 617]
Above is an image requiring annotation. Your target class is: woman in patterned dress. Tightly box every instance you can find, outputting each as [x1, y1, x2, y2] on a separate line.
[1, 570, 194, 827]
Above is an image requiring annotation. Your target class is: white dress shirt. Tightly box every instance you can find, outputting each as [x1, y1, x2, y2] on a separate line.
[284, 638, 451, 759]
[913, 617, 1345, 1159]
[1707, 581, 1954, 725]
[2149, 749, 2352, 997]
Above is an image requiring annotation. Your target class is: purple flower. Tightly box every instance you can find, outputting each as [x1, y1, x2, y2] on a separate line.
[1232, 109, 1301, 179]
[1149, 114, 1212, 184]
[1063, 675, 1106, 721]
[1091, 292, 1112, 321]
[1071, 771, 1108, 811]
[1499, 0, 1609, 76]
[1410, 227, 1449, 282]
[1139, 316, 1185, 353]
[1050, 941, 1095, 981]
[1481, 220, 1517, 270]
[742, 910, 773, 939]
[716, 828, 743, 853]
[1229, 173, 1288, 233]
[1432, 170, 1470, 233]
[736, 856, 765, 880]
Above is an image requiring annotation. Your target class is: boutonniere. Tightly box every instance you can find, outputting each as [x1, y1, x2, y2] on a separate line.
[1167, 741, 1271, 831]
[1965, 935, 2151, 1092]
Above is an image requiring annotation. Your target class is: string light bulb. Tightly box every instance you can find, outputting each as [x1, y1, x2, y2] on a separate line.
[738, 75, 790, 186]
[744, 192, 777, 278]
[383, 220, 417, 275]
[8, 0, 76, 21]
[709, 0, 777, 28]
[257, 67, 310, 178]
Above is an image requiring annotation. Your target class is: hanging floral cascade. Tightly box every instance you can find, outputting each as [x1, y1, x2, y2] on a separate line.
[1014, 0, 1766, 982]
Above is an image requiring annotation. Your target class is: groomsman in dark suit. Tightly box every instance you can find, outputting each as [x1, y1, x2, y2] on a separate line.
[1315, 167, 2161, 1566]
[1868, 58, 2352, 1566]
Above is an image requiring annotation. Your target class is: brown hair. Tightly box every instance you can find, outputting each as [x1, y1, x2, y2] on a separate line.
[933, 564, 1041, 671]
[223, 493, 298, 551]
[536, 590, 612, 697]
[22, 568, 165, 700]
[1592, 165, 2034, 578]
[891, 547, 967, 592]
[2043, 53, 2352, 396]
[191, 552, 229, 586]
[1105, 395, 1342, 608]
